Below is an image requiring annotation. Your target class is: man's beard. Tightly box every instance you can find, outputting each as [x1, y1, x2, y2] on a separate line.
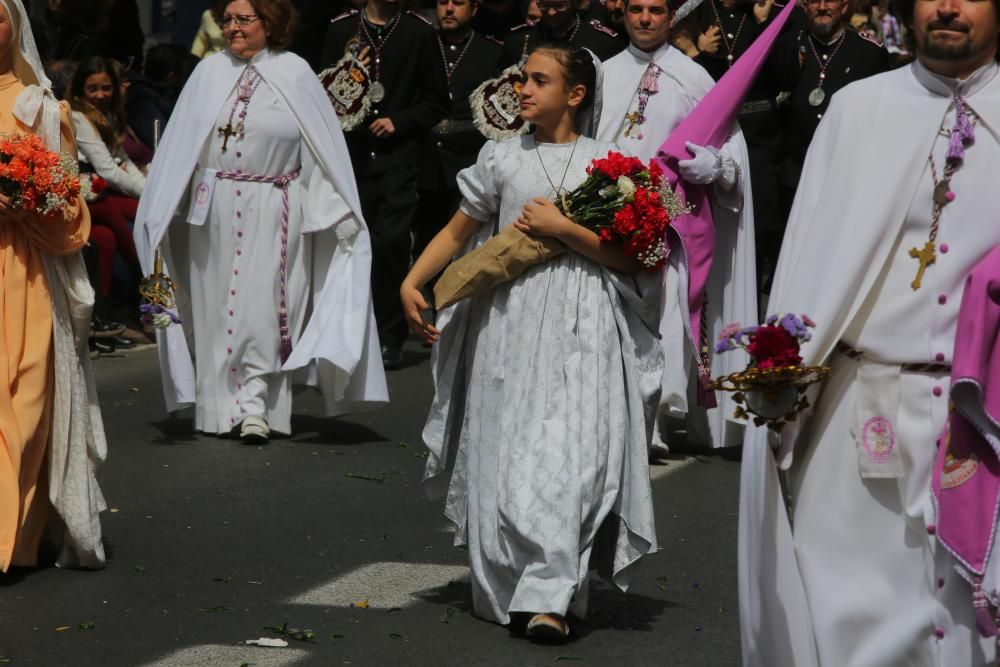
[919, 29, 975, 61]
[809, 18, 839, 39]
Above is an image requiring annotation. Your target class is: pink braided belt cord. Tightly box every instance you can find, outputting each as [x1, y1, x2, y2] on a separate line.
[215, 166, 302, 364]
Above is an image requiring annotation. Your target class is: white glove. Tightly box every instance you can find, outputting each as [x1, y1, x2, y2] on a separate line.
[678, 141, 722, 185]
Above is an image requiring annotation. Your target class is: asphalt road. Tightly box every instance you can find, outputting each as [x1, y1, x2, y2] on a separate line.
[0, 341, 742, 666]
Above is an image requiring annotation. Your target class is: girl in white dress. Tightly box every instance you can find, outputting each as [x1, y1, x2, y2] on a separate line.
[401, 45, 662, 641]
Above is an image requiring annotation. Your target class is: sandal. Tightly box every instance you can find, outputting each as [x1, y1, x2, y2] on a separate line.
[526, 613, 569, 642]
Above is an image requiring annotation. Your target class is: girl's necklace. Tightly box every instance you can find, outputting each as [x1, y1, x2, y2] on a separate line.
[535, 135, 579, 203]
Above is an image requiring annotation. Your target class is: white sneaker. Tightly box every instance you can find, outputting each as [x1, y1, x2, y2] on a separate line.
[240, 415, 269, 444]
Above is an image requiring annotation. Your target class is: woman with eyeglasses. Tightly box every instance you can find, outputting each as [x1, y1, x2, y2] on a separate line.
[135, 0, 387, 445]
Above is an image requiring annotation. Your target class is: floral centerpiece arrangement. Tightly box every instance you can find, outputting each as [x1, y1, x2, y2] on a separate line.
[0, 132, 80, 215]
[709, 313, 830, 429]
[433, 151, 689, 309]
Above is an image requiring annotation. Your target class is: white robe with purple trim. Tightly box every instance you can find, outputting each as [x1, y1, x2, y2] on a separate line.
[135, 48, 387, 434]
[738, 61, 1000, 667]
[597, 42, 756, 450]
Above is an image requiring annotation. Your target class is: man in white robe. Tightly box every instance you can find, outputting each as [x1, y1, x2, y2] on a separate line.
[597, 0, 756, 453]
[738, 0, 1000, 662]
[135, 44, 388, 442]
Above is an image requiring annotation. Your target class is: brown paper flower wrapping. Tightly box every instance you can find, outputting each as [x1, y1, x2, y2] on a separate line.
[433, 225, 565, 310]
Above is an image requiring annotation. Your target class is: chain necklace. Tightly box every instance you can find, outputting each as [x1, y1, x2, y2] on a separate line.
[710, 0, 747, 67]
[908, 102, 977, 290]
[217, 65, 264, 153]
[360, 10, 402, 102]
[436, 31, 475, 88]
[535, 135, 580, 204]
[805, 30, 847, 107]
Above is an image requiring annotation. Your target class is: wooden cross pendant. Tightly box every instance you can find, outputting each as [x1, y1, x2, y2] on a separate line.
[908, 241, 936, 291]
[217, 122, 236, 153]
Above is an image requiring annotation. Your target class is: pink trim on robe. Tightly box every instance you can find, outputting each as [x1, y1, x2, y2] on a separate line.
[932, 243, 1000, 637]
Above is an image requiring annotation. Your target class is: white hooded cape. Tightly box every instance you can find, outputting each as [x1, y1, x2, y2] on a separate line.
[598, 43, 756, 449]
[737, 62, 1000, 666]
[135, 49, 388, 417]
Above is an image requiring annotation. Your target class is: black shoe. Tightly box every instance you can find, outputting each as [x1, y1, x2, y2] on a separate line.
[88, 337, 115, 355]
[91, 316, 125, 338]
[380, 345, 404, 370]
[110, 335, 136, 349]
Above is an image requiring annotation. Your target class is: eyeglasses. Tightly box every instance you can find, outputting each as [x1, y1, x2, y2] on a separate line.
[218, 14, 260, 27]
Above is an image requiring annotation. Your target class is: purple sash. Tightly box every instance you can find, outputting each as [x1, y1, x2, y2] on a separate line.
[654, 0, 796, 406]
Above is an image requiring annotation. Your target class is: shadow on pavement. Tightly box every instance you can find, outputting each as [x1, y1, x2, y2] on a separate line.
[412, 577, 475, 614]
[578, 585, 677, 634]
[412, 573, 676, 638]
[148, 412, 199, 445]
[289, 415, 387, 446]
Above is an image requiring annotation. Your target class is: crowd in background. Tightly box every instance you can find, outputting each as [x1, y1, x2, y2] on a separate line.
[31, 0, 909, 360]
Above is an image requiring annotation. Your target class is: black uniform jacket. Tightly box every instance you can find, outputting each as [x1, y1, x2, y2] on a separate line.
[419, 31, 507, 191]
[322, 10, 450, 173]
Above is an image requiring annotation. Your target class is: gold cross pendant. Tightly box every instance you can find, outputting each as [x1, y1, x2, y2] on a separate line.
[217, 122, 236, 153]
[908, 241, 936, 291]
[624, 111, 643, 138]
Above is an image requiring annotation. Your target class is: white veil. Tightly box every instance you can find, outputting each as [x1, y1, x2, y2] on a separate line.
[2, 0, 61, 149]
[578, 47, 604, 138]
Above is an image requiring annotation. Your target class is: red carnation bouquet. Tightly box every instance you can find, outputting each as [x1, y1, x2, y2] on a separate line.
[0, 132, 80, 215]
[556, 152, 688, 271]
[433, 150, 688, 309]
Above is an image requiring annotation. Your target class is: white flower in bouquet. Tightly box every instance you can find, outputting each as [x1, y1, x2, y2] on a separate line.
[616, 175, 636, 197]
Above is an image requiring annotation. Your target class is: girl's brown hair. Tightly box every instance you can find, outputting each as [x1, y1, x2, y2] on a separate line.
[68, 56, 126, 154]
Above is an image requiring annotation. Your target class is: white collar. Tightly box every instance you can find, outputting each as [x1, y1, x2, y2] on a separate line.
[626, 40, 674, 66]
[913, 58, 999, 98]
[228, 47, 272, 65]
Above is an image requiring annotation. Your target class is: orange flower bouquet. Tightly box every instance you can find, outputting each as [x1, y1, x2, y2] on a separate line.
[0, 132, 80, 215]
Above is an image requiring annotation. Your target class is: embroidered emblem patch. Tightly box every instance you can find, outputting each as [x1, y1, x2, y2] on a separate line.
[941, 433, 980, 489]
[861, 416, 897, 464]
[195, 182, 210, 205]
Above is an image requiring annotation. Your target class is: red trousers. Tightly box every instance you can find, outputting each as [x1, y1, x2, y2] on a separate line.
[86, 193, 140, 296]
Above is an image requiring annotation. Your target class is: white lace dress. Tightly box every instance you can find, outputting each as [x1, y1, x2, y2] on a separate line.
[422, 134, 663, 624]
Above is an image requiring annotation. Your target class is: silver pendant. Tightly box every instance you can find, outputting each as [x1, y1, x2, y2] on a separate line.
[933, 180, 951, 206]
[808, 87, 825, 107]
[370, 81, 386, 103]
